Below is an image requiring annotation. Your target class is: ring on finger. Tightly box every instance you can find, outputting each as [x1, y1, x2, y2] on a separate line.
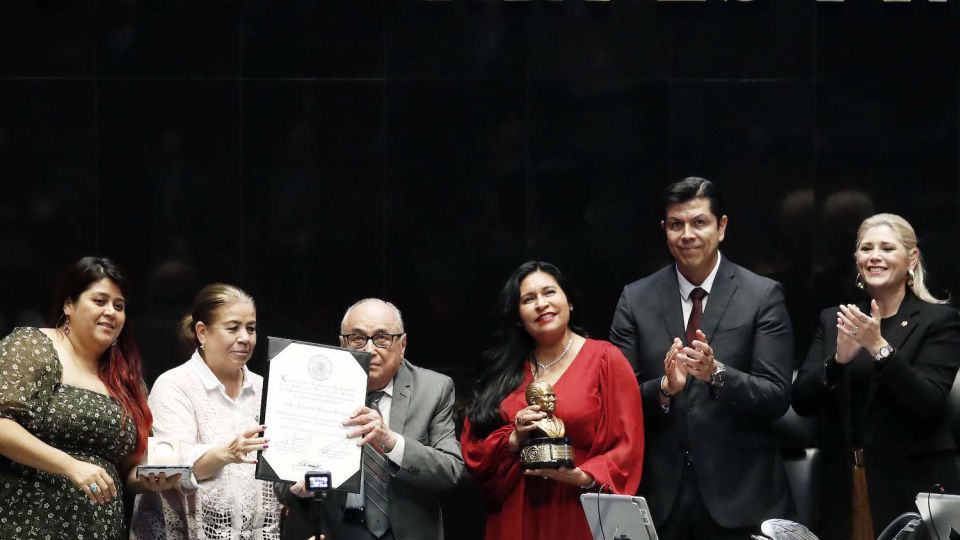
[89, 483, 99, 494]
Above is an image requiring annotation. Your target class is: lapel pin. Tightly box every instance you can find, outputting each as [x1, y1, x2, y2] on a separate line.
[901, 321, 908, 327]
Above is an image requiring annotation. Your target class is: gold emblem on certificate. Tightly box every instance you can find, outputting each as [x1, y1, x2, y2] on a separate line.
[519, 382, 575, 469]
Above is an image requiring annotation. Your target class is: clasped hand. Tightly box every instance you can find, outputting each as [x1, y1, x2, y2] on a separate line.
[672, 330, 717, 385]
[344, 406, 397, 452]
[835, 300, 888, 364]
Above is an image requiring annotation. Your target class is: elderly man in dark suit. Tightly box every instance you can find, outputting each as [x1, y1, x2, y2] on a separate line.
[610, 177, 795, 539]
[277, 298, 465, 540]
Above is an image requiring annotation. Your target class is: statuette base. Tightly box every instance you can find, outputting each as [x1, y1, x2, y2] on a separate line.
[520, 436, 575, 469]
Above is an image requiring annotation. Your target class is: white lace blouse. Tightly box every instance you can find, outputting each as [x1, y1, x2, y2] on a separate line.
[130, 351, 282, 540]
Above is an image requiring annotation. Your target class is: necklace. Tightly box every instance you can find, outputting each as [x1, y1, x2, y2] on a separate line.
[533, 337, 574, 371]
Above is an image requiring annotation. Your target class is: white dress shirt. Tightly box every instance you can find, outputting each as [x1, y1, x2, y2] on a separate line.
[375, 377, 406, 464]
[676, 253, 723, 328]
[344, 375, 406, 510]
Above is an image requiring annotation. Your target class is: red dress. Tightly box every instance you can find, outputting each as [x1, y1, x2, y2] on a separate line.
[461, 339, 645, 540]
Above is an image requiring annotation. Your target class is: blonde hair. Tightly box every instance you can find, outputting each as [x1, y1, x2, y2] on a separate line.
[856, 213, 948, 304]
[180, 283, 256, 349]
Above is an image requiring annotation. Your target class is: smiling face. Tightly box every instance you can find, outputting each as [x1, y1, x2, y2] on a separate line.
[63, 277, 126, 354]
[856, 224, 918, 296]
[196, 300, 257, 379]
[662, 197, 728, 285]
[518, 271, 571, 345]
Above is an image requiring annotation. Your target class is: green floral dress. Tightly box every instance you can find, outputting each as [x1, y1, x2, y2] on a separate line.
[0, 327, 138, 540]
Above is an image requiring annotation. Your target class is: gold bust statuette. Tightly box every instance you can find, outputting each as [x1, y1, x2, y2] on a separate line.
[519, 382, 575, 469]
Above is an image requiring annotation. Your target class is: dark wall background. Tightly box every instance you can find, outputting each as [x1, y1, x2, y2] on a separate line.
[1, 1, 958, 537]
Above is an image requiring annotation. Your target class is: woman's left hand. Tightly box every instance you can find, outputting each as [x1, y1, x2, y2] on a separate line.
[838, 300, 888, 356]
[140, 472, 182, 492]
[523, 466, 594, 488]
[126, 468, 182, 494]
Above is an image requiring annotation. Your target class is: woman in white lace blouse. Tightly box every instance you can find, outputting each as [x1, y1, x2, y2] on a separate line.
[130, 283, 282, 539]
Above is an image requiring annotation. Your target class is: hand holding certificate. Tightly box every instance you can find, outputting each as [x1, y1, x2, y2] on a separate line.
[256, 337, 370, 492]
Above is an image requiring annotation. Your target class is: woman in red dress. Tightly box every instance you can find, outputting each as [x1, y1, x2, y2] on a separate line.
[462, 260, 645, 540]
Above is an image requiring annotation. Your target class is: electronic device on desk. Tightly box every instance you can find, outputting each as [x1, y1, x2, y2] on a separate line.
[136, 437, 192, 479]
[580, 493, 658, 540]
[916, 492, 960, 540]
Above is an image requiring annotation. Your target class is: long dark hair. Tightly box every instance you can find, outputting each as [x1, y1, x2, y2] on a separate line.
[52, 257, 152, 460]
[465, 260, 584, 439]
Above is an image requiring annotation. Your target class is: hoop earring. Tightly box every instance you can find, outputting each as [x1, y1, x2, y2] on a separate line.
[855, 273, 865, 290]
[63, 315, 71, 336]
[908, 268, 916, 288]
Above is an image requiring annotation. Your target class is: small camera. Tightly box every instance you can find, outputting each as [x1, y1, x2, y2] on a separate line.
[304, 470, 332, 493]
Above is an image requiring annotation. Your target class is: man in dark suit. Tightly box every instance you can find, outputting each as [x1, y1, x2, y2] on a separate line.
[277, 298, 465, 540]
[610, 177, 795, 538]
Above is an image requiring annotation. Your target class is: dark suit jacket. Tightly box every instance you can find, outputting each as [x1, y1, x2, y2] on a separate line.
[276, 360, 466, 540]
[610, 256, 794, 528]
[792, 292, 960, 537]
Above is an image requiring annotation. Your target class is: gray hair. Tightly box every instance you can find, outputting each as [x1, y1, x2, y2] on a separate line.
[340, 298, 405, 333]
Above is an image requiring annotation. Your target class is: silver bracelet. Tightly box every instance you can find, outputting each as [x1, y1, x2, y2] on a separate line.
[581, 478, 597, 490]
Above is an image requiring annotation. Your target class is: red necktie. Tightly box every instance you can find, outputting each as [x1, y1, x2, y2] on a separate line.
[686, 287, 707, 346]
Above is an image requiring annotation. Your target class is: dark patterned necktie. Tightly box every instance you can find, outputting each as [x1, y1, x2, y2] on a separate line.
[363, 391, 391, 537]
[686, 287, 707, 346]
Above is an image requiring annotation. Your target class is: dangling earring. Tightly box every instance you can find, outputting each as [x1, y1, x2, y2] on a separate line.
[907, 268, 916, 288]
[199, 342, 205, 351]
[855, 273, 865, 290]
[112, 340, 118, 348]
[63, 315, 71, 336]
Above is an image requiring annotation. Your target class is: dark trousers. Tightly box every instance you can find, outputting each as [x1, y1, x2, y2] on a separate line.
[281, 500, 394, 540]
[656, 464, 757, 540]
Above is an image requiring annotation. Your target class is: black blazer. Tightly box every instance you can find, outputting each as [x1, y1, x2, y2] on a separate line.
[610, 256, 795, 529]
[793, 292, 960, 538]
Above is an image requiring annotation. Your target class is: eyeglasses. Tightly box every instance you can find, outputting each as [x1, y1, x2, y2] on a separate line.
[340, 332, 404, 350]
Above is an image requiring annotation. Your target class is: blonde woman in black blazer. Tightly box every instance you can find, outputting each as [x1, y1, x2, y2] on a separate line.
[793, 213, 960, 539]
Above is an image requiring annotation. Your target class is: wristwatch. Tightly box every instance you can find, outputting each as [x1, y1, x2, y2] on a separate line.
[659, 376, 676, 399]
[874, 345, 895, 365]
[709, 360, 726, 388]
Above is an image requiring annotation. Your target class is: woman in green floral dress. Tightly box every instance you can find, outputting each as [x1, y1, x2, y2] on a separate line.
[0, 257, 172, 539]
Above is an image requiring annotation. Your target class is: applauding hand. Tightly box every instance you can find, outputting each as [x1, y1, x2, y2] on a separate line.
[677, 330, 718, 383]
[836, 300, 888, 362]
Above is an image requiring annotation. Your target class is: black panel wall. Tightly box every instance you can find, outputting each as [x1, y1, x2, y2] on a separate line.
[1, 1, 959, 538]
